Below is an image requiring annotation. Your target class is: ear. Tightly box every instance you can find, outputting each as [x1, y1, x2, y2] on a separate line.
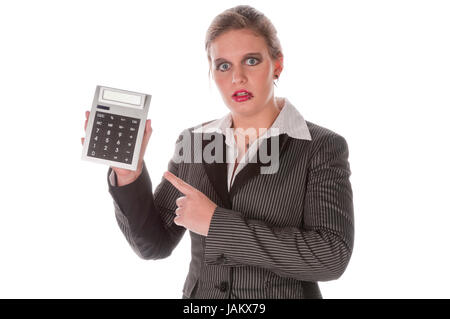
[273, 53, 284, 77]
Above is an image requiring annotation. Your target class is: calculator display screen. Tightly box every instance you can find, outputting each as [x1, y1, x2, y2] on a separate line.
[87, 111, 140, 164]
[102, 89, 142, 106]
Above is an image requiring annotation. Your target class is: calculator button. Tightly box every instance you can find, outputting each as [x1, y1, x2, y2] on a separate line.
[88, 111, 140, 164]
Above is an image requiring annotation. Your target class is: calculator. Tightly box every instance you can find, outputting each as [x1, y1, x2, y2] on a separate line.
[81, 85, 151, 171]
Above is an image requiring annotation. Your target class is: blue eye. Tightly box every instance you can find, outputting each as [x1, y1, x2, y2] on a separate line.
[218, 62, 230, 72]
[246, 58, 259, 66]
[216, 58, 260, 71]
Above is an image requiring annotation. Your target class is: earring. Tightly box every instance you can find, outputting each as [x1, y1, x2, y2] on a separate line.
[273, 74, 279, 87]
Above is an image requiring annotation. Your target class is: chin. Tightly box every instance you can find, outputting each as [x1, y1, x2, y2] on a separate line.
[223, 94, 260, 113]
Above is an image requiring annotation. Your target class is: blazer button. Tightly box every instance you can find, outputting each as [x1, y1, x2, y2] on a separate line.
[219, 281, 228, 292]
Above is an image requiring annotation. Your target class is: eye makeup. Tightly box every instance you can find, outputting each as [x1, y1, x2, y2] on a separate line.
[214, 53, 263, 71]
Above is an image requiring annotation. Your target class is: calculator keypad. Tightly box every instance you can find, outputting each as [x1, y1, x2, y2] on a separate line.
[87, 111, 140, 164]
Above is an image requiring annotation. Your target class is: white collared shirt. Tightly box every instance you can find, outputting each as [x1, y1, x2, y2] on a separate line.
[193, 98, 312, 191]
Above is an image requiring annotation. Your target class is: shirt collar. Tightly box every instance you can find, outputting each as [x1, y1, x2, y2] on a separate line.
[192, 97, 312, 142]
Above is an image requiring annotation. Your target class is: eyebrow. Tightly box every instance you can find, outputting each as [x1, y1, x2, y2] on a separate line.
[214, 52, 263, 65]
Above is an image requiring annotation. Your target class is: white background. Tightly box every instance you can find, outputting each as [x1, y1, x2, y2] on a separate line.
[0, 0, 449, 298]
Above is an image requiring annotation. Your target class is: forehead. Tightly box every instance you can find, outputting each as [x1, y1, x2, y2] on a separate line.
[209, 29, 269, 60]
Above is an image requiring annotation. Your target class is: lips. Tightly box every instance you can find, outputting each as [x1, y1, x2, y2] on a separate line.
[232, 89, 253, 102]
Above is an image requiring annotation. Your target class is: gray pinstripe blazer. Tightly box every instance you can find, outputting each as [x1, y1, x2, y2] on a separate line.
[107, 119, 354, 299]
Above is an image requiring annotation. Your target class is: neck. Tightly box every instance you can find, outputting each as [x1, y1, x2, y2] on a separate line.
[231, 97, 284, 139]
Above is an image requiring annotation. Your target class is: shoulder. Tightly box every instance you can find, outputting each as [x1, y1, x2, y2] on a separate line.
[189, 119, 217, 132]
[182, 119, 219, 134]
[174, 119, 218, 142]
[304, 120, 349, 155]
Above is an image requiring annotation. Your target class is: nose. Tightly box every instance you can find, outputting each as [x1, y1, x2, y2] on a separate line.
[232, 67, 247, 85]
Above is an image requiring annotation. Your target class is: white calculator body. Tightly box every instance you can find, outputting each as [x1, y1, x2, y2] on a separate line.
[81, 85, 151, 171]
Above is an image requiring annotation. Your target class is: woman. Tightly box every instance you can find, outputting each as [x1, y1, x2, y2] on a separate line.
[81, 5, 354, 299]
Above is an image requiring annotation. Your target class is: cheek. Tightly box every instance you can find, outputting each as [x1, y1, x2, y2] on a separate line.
[214, 73, 230, 91]
[252, 67, 273, 88]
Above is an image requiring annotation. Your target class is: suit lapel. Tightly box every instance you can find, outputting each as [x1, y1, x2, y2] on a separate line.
[201, 132, 231, 209]
[229, 133, 291, 197]
[201, 131, 291, 208]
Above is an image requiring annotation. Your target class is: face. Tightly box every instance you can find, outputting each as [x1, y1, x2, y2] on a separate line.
[209, 28, 283, 117]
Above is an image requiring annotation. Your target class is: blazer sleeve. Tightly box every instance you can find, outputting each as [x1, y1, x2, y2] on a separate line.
[107, 133, 186, 260]
[203, 133, 354, 282]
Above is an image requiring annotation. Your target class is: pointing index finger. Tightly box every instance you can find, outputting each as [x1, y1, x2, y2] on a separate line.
[163, 171, 196, 195]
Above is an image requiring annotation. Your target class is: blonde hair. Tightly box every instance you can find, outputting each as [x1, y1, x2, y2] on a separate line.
[205, 5, 283, 68]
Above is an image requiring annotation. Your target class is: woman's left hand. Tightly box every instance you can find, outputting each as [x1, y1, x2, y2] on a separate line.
[163, 171, 218, 236]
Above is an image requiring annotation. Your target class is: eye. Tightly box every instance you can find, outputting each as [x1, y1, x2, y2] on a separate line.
[217, 62, 231, 72]
[246, 57, 260, 66]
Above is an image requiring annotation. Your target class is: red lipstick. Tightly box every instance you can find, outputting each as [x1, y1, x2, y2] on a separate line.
[232, 89, 253, 102]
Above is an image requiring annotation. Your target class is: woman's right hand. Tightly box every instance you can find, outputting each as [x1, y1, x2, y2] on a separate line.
[81, 110, 153, 186]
